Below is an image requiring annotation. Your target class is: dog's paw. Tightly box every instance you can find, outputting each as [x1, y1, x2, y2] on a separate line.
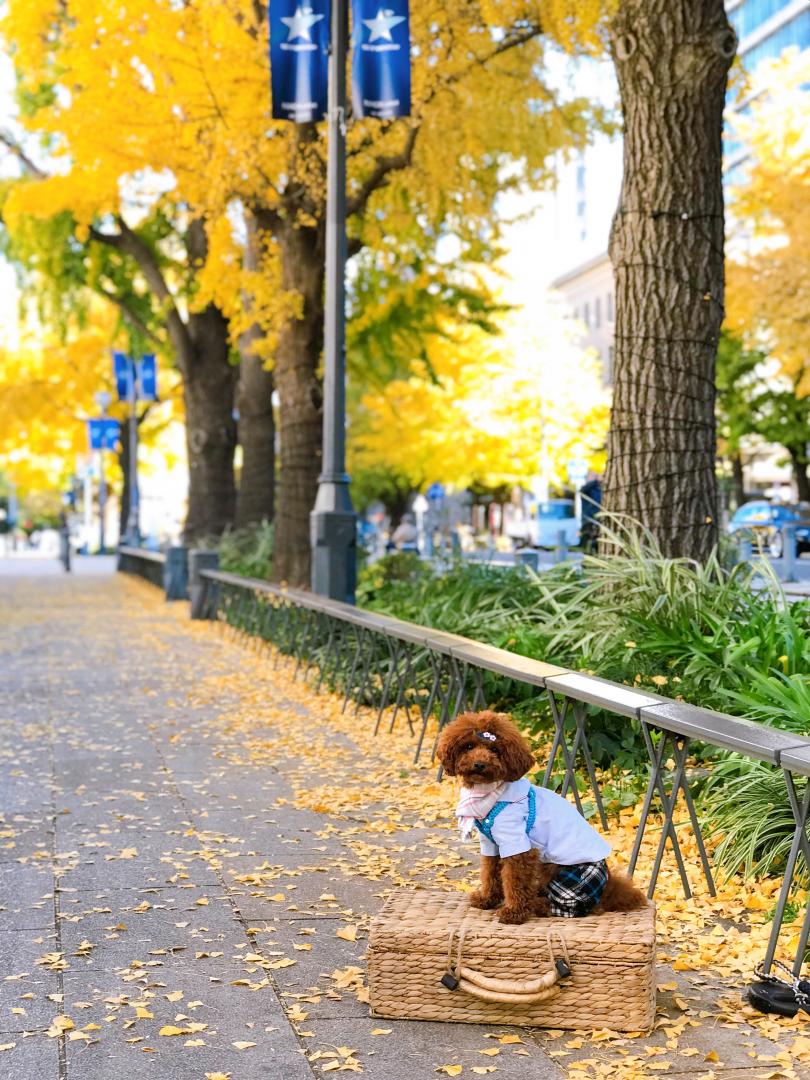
[497, 905, 530, 925]
[469, 890, 502, 910]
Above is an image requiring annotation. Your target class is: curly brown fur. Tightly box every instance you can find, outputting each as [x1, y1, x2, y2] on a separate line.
[469, 855, 503, 910]
[498, 849, 542, 924]
[436, 711, 535, 785]
[594, 868, 647, 913]
[438, 711, 647, 921]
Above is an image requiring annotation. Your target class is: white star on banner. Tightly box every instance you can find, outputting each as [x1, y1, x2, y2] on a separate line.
[362, 7, 406, 43]
[280, 5, 325, 42]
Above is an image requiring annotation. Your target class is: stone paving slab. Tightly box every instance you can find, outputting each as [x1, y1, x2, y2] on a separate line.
[2, 570, 808, 1080]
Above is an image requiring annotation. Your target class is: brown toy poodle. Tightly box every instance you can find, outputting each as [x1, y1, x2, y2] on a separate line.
[437, 710, 647, 924]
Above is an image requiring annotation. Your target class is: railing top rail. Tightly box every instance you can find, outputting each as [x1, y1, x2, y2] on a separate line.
[119, 545, 166, 564]
[779, 744, 810, 775]
[642, 700, 810, 765]
[546, 672, 665, 719]
[199, 567, 810, 766]
[449, 640, 569, 687]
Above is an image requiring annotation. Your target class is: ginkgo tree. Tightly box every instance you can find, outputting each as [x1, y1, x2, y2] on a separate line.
[351, 312, 610, 504]
[2, 0, 612, 584]
[0, 303, 181, 534]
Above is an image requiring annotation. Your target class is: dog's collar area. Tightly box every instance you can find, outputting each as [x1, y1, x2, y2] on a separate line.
[475, 731, 497, 742]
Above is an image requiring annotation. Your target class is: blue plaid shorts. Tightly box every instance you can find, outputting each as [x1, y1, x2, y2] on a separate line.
[546, 859, 609, 918]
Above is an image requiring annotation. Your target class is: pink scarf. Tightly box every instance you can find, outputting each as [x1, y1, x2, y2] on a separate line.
[456, 782, 507, 841]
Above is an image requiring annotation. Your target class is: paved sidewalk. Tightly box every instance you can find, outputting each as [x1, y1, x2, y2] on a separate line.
[1, 572, 808, 1080]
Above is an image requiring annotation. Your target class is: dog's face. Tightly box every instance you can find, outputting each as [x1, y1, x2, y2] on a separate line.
[436, 711, 535, 786]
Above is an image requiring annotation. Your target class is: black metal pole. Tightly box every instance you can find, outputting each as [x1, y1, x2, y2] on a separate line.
[124, 357, 140, 545]
[310, 0, 356, 602]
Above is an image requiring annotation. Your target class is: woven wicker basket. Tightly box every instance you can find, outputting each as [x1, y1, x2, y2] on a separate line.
[368, 889, 656, 1032]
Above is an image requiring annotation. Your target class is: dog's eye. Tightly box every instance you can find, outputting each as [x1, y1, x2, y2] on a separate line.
[463, 742, 475, 751]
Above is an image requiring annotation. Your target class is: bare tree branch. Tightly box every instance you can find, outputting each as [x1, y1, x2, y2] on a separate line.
[0, 131, 48, 179]
[90, 218, 194, 369]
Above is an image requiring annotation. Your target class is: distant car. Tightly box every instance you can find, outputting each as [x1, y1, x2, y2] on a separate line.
[529, 499, 580, 549]
[727, 501, 810, 557]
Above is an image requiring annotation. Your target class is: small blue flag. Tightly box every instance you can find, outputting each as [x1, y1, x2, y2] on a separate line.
[138, 354, 158, 401]
[352, 0, 410, 119]
[270, 1, 330, 122]
[87, 418, 121, 452]
[113, 351, 134, 401]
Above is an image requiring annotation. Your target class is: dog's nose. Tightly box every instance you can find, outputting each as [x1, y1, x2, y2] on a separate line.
[472, 762, 486, 772]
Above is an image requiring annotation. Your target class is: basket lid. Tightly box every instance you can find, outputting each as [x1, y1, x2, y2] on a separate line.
[369, 889, 656, 965]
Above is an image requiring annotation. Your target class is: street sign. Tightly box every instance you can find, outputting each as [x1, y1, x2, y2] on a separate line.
[138, 354, 158, 400]
[113, 351, 158, 401]
[87, 418, 121, 451]
[113, 351, 133, 400]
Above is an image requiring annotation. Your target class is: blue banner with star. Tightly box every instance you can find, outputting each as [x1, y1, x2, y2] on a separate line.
[270, 1, 330, 122]
[351, 0, 411, 119]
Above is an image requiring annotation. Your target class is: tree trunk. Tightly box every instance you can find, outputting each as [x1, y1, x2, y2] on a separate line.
[788, 446, 810, 503]
[235, 210, 275, 530]
[182, 305, 238, 543]
[269, 222, 325, 587]
[731, 452, 745, 508]
[236, 350, 276, 530]
[604, 1, 735, 560]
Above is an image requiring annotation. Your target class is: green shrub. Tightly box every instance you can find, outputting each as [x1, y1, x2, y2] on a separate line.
[358, 517, 810, 875]
[216, 521, 274, 579]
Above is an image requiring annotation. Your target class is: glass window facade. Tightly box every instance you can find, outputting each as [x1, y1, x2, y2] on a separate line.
[729, 0, 791, 41]
[740, 11, 810, 72]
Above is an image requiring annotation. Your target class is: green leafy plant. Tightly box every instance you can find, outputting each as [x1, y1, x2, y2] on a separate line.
[216, 521, 274, 580]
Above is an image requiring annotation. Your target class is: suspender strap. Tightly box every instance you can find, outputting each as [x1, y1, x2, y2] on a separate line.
[474, 800, 509, 843]
[474, 788, 537, 844]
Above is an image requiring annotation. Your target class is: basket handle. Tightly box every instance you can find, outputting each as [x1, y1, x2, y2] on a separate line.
[457, 972, 561, 1005]
[459, 965, 558, 995]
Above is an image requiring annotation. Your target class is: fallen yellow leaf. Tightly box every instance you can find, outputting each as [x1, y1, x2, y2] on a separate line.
[336, 925, 358, 942]
[436, 1068, 463, 1077]
[232, 1041, 257, 1050]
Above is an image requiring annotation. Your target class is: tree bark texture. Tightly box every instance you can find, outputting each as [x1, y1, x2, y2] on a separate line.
[182, 304, 238, 543]
[731, 452, 745, 508]
[235, 212, 276, 530]
[236, 343, 276, 530]
[269, 222, 325, 586]
[604, 0, 735, 561]
[788, 446, 810, 503]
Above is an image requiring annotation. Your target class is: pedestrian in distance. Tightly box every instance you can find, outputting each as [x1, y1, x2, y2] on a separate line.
[58, 510, 72, 573]
[390, 512, 419, 553]
[580, 472, 602, 555]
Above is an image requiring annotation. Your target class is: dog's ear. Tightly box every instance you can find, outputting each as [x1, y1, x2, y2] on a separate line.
[435, 724, 459, 775]
[492, 715, 535, 781]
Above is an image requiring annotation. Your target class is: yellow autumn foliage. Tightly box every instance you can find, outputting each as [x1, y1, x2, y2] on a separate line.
[0, 305, 181, 498]
[2, 0, 614, 358]
[726, 50, 810, 393]
[351, 315, 609, 492]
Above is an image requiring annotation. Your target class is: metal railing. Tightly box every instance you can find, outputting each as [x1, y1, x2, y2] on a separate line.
[117, 554, 810, 979]
[118, 545, 188, 599]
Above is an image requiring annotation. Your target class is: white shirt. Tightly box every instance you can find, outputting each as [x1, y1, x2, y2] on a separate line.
[475, 779, 611, 864]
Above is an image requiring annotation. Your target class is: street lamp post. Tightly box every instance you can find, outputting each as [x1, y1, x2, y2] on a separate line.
[124, 359, 140, 545]
[310, 0, 357, 603]
[94, 390, 112, 553]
